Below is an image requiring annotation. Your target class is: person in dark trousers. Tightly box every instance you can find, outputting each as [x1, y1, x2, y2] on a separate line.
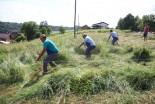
[36, 34, 59, 75]
[78, 33, 96, 58]
[107, 29, 119, 45]
[143, 23, 149, 42]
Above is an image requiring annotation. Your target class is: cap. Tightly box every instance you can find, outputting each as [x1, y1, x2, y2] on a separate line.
[40, 34, 46, 39]
[82, 33, 87, 37]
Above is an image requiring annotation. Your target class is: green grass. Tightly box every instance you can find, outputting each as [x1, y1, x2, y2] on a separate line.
[0, 29, 155, 103]
[0, 60, 24, 85]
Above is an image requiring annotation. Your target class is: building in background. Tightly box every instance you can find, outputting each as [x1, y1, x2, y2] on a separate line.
[81, 25, 91, 30]
[92, 22, 109, 29]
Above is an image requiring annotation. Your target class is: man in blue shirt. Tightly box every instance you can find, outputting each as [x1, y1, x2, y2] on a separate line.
[79, 33, 96, 58]
[36, 34, 59, 75]
[107, 30, 119, 45]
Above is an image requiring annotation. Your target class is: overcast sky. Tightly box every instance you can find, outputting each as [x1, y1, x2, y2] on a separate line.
[0, 0, 155, 28]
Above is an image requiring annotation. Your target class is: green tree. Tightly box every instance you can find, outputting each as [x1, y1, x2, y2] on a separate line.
[116, 18, 124, 29]
[39, 21, 52, 36]
[133, 16, 142, 31]
[21, 21, 39, 41]
[123, 13, 135, 30]
[142, 14, 155, 31]
[0, 21, 22, 33]
[15, 35, 26, 42]
[117, 13, 143, 31]
[59, 26, 65, 34]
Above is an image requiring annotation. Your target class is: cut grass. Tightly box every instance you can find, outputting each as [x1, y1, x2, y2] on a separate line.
[0, 29, 155, 103]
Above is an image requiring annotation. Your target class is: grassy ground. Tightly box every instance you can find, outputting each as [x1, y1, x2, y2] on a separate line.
[0, 29, 155, 104]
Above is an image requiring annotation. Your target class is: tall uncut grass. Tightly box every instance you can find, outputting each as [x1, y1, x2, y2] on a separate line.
[0, 60, 24, 85]
[1, 29, 155, 103]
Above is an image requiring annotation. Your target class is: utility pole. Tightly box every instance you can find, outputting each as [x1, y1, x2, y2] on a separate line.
[74, 0, 76, 38]
[77, 14, 80, 35]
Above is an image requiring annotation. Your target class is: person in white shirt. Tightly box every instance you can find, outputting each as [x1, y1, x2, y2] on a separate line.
[79, 33, 96, 58]
[107, 30, 119, 45]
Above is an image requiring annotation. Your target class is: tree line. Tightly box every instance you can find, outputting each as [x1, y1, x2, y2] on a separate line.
[20, 21, 66, 41]
[1, 13, 155, 41]
[116, 14, 155, 31]
[0, 21, 22, 33]
[20, 21, 52, 41]
[0, 21, 66, 41]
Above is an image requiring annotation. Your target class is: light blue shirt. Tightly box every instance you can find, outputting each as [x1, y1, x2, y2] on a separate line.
[84, 36, 96, 46]
[110, 32, 118, 38]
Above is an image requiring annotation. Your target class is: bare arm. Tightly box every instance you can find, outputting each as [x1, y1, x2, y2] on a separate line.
[107, 35, 111, 41]
[36, 48, 46, 61]
[78, 42, 85, 48]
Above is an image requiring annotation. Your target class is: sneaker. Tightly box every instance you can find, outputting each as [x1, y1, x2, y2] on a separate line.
[42, 72, 48, 75]
[52, 64, 57, 67]
[51, 61, 57, 67]
[86, 54, 91, 58]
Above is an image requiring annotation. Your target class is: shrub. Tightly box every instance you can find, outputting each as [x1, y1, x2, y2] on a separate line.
[132, 47, 151, 62]
[59, 26, 65, 34]
[15, 35, 26, 42]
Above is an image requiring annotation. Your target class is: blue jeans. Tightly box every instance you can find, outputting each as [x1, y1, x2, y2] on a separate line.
[112, 37, 118, 45]
[85, 46, 96, 57]
[43, 53, 58, 73]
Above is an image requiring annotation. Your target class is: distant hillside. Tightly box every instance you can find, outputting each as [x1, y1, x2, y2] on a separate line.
[0, 21, 22, 33]
[0, 21, 75, 33]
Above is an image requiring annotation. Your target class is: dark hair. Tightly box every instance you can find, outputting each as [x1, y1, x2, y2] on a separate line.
[110, 30, 113, 32]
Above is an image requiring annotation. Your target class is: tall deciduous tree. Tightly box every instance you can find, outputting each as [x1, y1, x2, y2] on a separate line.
[117, 14, 155, 31]
[133, 16, 142, 31]
[142, 14, 155, 31]
[117, 13, 136, 31]
[39, 21, 52, 36]
[123, 13, 135, 30]
[21, 21, 39, 41]
[116, 18, 124, 29]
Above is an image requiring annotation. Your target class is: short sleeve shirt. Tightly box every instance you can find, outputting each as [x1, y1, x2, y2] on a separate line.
[110, 32, 118, 38]
[144, 26, 149, 33]
[43, 39, 59, 55]
[84, 36, 96, 47]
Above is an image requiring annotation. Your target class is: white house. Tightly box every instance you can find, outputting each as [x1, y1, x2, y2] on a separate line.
[92, 22, 109, 29]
